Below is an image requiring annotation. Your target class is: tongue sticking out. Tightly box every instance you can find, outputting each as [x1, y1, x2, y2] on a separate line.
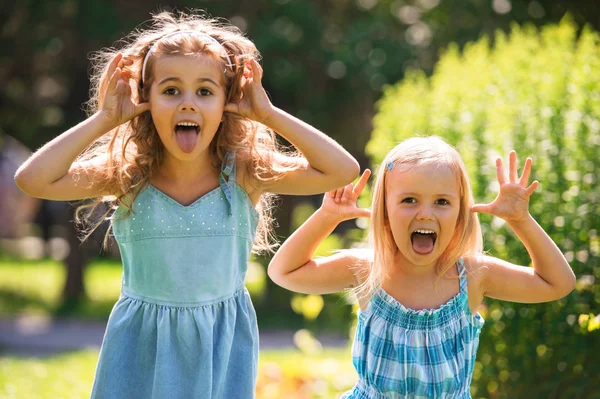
[175, 127, 198, 153]
[412, 233, 435, 254]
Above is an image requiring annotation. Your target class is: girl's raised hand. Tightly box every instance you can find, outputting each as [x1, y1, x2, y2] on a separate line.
[472, 151, 539, 222]
[100, 53, 150, 128]
[320, 169, 372, 222]
[224, 58, 273, 124]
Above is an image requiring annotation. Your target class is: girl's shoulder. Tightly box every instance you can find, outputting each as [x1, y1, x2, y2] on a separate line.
[462, 254, 496, 277]
[233, 153, 261, 206]
[342, 248, 373, 286]
[462, 254, 492, 312]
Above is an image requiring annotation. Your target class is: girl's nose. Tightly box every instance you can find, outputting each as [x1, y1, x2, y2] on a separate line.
[416, 205, 434, 220]
[178, 95, 197, 112]
[178, 103, 197, 112]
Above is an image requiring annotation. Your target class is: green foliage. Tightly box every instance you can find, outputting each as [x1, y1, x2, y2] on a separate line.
[369, 18, 599, 398]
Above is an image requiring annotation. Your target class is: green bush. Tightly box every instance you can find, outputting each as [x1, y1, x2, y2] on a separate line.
[368, 17, 599, 399]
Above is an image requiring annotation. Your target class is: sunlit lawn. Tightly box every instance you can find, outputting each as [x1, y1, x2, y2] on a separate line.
[0, 257, 266, 318]
[0, 258, 356, 398]
[0, 258, 122, 318]
[0, 348, 355, 399]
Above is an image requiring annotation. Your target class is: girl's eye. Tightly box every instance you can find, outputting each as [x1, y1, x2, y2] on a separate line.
[198, 88, 212, 96]
[401, 198, 417, 204]
[163, 87, 179, 96]
[436, 198, 450, 205]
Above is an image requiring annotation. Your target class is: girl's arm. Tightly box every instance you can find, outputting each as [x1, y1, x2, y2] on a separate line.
[470, 151, 576, 303]
[268, 170, 372, 294]
[15, 54, 150, 201]
[225, 59, 359, 195]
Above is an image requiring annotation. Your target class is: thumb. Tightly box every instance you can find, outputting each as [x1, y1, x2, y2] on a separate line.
[471, 203, 492, 214]
[134, 102, 151, 116]
[224, 102, 240, 114]
[356, 208, 372, 218]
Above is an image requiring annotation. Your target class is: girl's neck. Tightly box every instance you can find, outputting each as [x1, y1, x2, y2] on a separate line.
[390, 251, 439, 279]
[156, 152, 218, 185]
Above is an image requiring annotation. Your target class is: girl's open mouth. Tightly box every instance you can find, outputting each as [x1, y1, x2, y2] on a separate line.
[411, 229, 437, 254]
[175, 122, 200, 153]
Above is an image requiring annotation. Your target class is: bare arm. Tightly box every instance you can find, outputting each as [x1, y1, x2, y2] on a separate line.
[15, 113, 117, 200]
[259, 107, 359, 194]
[225, 59, 359, 195]
[14, 53, 150, 200]
[472, 152, 575, 303]
[268, 170, 371, 294]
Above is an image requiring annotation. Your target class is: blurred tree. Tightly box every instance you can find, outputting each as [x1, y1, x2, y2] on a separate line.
[369, 17, 599, 398]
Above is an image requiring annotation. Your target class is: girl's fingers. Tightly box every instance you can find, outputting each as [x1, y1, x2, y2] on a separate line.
[254, 59, 264, 79]
[357, 208, 372, 218]
[334, 186, 345, 203]
[352, 169, 371, 197]
[120, 68, 132, 80]
[526, 180, 539, 196]
[471, 203, 492, 214]
[250, 58, 262, 82]
[134, 102, 151, 116]
[108, 67, 121, 92]
[496, 157, 506, 185]
[329, 188, 343, 199]
[509, 151, 518, 183]
[340, 184, 353, 203]
[223, 102, 240, 114]
[108, 53, 123, 75]
[519, 157, 533, 186]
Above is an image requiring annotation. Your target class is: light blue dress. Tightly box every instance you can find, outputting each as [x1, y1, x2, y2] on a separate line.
[343, 258, 485, 398]
[90, 153, 260, 399]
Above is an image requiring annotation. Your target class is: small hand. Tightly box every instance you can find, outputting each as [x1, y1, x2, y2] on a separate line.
[320, 169, 372, 222]
[472, 151, 539, 222]
[224, 58, 273, 124]
[100, 53, 150, 128]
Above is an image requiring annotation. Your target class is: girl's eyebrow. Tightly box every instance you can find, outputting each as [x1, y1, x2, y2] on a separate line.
[157, 76, 221, 87]
[396, 191, 457, 199]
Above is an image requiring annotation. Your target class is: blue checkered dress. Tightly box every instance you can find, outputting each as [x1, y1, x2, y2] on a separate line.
[343, 258, 484, 398]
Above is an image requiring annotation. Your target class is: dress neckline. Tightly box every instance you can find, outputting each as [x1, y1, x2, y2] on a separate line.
[145, 182, 260, 220]
[147, 183, 222, 209]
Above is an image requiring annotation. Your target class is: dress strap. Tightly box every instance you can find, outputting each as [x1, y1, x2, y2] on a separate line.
[219, 152, 236, 216]
[457, 257, 468, 294]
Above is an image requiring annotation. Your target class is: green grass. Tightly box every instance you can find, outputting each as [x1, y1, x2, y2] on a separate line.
[0, 348, 356, 399]
[0, 259, 122, 319]
[0, 258, 356, 397]
[0, 258, 267, 319]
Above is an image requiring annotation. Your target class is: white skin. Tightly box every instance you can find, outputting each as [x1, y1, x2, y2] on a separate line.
[268, 153, 576, 314]
[15, 49, 359, 204]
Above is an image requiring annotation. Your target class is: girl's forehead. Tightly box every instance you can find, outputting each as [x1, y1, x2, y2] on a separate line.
[152, 54, 225, 85]
[386, 163, 460, 196]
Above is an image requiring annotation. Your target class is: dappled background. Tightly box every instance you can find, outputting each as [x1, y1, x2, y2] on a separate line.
[1, 1, 599, 398]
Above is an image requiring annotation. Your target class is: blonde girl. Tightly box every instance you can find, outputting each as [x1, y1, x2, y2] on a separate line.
[268, 136, 575, 398]
[15, 11, 359, 399]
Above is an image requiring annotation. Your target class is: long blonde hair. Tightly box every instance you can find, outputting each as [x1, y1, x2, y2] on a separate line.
[357, 136, 483, 299]
[76, 11, 298, 253]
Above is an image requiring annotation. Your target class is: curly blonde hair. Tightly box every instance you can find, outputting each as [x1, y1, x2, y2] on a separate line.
[355, 136, 483, 299]
[76, 10, 299, 253]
